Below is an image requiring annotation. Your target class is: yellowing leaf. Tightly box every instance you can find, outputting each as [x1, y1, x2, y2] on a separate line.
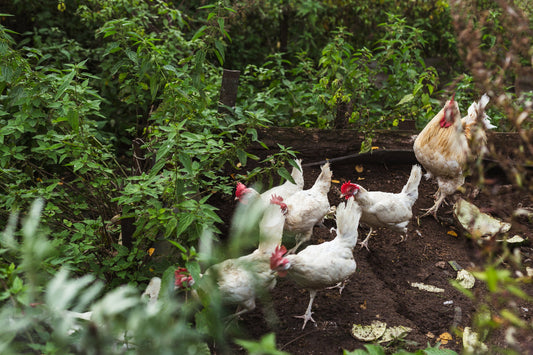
[371, 146, 380, 150]
[447, 230, 458, 237]
[147, 247, 155, 256]
[357, 177, 365, 181]
[355, 165, 364, 173]
[438, 332, 453, 344]
[331, 179, 340, 184]
[360, 299, 367, 310]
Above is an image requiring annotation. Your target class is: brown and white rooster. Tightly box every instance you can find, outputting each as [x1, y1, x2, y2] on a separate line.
[269, 197, 362, 329]
[340, 164, 422, 250]
[175, 195, 287, 319]
[414, 94, 494, 218]
[414, 94, 469, 218]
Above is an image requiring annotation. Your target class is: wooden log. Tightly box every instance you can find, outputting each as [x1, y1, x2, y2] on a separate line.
[218, 69, 240, 114]
[247, 127, 520, 167]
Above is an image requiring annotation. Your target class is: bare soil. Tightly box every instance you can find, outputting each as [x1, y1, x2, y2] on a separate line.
[211, 154, 533, 354]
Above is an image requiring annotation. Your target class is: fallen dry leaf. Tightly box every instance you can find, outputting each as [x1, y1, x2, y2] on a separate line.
[438, 332, 453, 344]
[351, 320, 387, 342]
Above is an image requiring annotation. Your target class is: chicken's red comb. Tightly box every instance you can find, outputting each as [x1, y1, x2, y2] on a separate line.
[270, 194, 284, 205]
[235, 182, 248, 198]
[340, 181, 358, 193]
[270, 245, 288, 269]
[174, 268, 193, 287]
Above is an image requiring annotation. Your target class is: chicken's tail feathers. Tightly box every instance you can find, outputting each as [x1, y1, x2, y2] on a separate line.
[257, 198, 287, 254]
[291, 158, 305, 188]
[335, 197, 362, 246]
[401, 164, 422, 201]
[467, 93, 495, 129]
[320, 161, 332, 178]
[310, 161, 332, 193]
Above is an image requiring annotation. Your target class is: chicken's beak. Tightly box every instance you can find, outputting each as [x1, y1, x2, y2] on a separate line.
[275, 261, 291, 277]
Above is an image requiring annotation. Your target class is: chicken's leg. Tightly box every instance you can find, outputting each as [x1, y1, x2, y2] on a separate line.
[294, 290, 317, 330]
[326, 279, 349, 294]
[359, 227, 374, 251]
[420, 191, 446, 220]
[287, 230, 312, 254]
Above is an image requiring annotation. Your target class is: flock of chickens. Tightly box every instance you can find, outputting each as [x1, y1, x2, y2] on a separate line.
[174, 93, 495, 330]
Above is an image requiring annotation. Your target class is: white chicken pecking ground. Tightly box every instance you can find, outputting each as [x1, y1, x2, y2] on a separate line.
[339, 164, 422, 250]
[269, 197, 362, 329]
[174, 195, 288, 320]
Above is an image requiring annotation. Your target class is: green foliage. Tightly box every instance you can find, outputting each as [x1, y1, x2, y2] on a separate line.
[0, 1, 289, 291]
[0, 202, 211, 354]
[451, 257, 533, 353]
[344, 343, 458, 355]
[236, 333, 289, 355]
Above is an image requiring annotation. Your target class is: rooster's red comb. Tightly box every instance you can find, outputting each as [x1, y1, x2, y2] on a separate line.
[174, 268, 193, 288]
[270, 245, 288, 269]
[235, 182, 248, 198]
[270, 194, 284, 205]
[340, 181, 358, 193]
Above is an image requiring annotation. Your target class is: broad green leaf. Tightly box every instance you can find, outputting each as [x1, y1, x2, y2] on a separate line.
[235, 149, 247, 166]
[54, 70, 75, 101]
[178, 152, 193, 174]
[397, 93, 414, 106]
[175, 213, 195, 238]
[191, 25, 207, 41]
[277, 167, 294, 184]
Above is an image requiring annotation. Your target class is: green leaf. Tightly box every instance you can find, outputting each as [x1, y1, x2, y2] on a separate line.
[178, 152, 193, 174]
[175, 213, 195, 238]
[67, 108, 79, 132]
[397, 93, 414, 106]
[277, 167, 293, 184]
[191, 25, 207, 41]
[54, 70, 76, 101]
[343, 344, 385, 355]
[235, 149, 247, 166]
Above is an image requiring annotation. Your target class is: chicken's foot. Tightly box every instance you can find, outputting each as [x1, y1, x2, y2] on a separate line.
[359, 228, 374, 251]
[294, 290, 317, 330]
[327, 279, 348, 294]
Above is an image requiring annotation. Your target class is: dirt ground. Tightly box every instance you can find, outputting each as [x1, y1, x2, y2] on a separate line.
[210, 156, 533, 354]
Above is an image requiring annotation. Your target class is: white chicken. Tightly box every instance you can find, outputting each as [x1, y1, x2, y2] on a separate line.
[235, 159, 304, 205]
[283, 162, 332, 253]
[175, 195, 287, 319]
[269, 197, 362, 329]
[339, 165, 422, 250]
[236, 162, 332, 253]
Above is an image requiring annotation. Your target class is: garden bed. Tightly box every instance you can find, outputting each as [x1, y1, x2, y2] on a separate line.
[211, 128, 533, 354]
